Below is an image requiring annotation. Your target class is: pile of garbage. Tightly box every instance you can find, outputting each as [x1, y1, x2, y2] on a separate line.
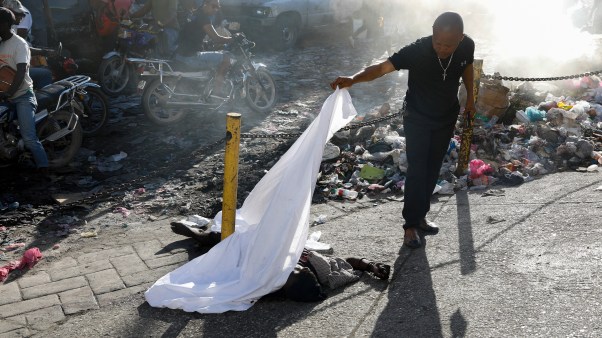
[316, 76, 602, 201]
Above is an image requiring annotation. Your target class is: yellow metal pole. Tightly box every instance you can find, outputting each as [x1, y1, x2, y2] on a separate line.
[455, 59, 483, 177]
[221, 113, 241, 240]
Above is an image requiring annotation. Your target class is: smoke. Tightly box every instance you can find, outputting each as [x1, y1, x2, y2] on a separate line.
[371, 0, 601, 77]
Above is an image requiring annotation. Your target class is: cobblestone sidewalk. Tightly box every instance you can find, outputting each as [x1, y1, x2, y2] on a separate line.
[0, 230, 192, 337]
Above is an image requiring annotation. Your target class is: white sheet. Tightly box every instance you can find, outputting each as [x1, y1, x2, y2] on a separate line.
[144, 89, 357, 313]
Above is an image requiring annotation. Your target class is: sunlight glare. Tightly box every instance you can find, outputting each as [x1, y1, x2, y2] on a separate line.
[488, 0, 595, 69]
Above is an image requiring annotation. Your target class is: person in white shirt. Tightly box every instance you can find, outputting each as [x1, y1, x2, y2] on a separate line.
[3, 0, 53, 88]
[0, 7, 48, 170]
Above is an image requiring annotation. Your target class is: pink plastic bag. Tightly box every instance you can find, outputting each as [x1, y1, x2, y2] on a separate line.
[113, 207, 131, 218]
[0, 247, 43, 282]
[469, 159, 493, 179]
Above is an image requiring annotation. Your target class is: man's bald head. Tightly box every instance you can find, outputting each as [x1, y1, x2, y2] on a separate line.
[433, 12, 464, 34]
[431, 12, 465, 59]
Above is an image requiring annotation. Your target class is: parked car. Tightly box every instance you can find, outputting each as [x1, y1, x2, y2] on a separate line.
[220, 0, 352, 50]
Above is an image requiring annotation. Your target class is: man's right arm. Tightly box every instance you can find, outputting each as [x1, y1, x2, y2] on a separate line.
[352, 60, 396, 84]
[330, 59, 395, 89]
[1, 63, 27, 100]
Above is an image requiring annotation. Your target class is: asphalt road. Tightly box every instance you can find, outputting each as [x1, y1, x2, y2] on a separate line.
[39, 171, 602, 337]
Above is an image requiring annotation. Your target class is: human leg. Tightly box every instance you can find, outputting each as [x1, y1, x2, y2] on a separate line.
[175, 51, 229, 97]
[170, 221, 221, 247]
[212, 53, 231, 98]
[163, 28, 179, 56]
[411, 123, 454, 234]
[175, 51, 225, 70]
[402, 121, 433, 228]
[422, 123, 455, 216]
[352, 22, 367, 39]
[29, 67, 53, 89]
[364, 15, 379, 39]
[345, 257, 390, 280]
[13, 90, 48, 168]
[402, 121, 437, 248]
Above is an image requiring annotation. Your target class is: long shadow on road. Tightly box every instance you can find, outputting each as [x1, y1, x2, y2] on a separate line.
[369, 176, 602, 337]
[129, 292, 319, 338]
[431, 177, 602, 271]
[369, 245, 443, 338]
[456, 191, 476, 275]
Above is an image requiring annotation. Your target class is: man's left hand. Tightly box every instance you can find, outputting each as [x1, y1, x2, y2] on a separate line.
[463, 101, 476, 127]
[464, 100, 476, 118]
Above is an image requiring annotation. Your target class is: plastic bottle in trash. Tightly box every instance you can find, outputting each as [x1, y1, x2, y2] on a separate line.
[109, 151, 128, 162]
[593, 151, 602, 165]
[336, 188, 358, 200]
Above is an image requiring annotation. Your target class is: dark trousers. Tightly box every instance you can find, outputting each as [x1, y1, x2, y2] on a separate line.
[402, 120, 455, 229]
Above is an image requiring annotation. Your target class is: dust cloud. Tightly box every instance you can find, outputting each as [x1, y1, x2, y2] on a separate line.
[336, 0, 602, 78]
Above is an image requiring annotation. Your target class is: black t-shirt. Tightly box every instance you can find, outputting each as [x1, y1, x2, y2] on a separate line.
[177, 11, 213, 57]
[388, 35, 475, 128]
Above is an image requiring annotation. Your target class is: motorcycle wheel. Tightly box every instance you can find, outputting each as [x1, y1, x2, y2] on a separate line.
[142, 78, 187, 125]
[98, 55, 130, 96]
[37, 110, 83, 168]
[245, 69, 277, 113]
[77, 87, 109, 135]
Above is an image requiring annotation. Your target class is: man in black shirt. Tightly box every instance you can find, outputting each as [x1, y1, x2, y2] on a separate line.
[330, 12, 475, 249]
[175, 0, 232, 98]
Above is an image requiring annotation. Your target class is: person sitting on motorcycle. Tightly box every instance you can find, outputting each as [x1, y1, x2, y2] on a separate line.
[175, 0, 232, 99]
[130, 0, 179, 56]
[0, 7, 48, 170]
[2, 0, 54, 88]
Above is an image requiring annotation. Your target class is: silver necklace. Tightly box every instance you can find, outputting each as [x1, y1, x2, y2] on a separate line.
[437, 52, 454, 81]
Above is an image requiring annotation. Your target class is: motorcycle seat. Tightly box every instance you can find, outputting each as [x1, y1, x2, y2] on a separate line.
[171, 60, 198, 72]
[34, 81, 73, 111]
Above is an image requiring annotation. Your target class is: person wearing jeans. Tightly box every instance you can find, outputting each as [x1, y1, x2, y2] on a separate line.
[11, 89, 47, 167]
[28, 66, 52, 89]
[0, 8, 48, 169]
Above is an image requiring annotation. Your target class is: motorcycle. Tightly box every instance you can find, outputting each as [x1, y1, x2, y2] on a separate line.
[138, 33, 277, 125]
[98, 19, 163, 96]
[33, 44, 110, 136]
[0, 76, 88, 168]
